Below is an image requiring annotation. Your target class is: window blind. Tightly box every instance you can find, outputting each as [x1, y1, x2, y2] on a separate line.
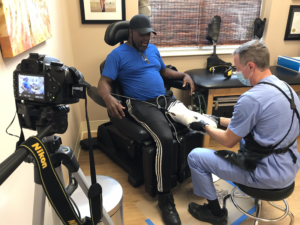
[149, 0, 262, 48]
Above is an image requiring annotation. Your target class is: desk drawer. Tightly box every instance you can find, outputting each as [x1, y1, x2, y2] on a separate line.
[212, 96, 238, 118]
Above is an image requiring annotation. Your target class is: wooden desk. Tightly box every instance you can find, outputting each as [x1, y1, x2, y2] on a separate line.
[185, 66, 300, 148]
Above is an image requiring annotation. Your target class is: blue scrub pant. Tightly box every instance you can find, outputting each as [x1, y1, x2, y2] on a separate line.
[188, 145, 268, 200]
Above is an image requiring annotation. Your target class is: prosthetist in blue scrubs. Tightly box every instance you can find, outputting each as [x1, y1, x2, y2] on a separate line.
[188, 75, 300, 200]
[186, 40, 300, 225]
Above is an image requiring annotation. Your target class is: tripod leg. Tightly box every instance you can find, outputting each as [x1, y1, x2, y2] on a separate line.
[32, 183, 46, 225]
[73, 169, 116, 225]
[73, 168, 89, 194]
[32, 182, 62, 225]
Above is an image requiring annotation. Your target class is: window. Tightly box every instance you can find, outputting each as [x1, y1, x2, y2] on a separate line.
[149, 0, 263, 48]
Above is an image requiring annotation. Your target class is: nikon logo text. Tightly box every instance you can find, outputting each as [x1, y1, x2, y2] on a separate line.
[68, 220, 78, 225]
[31, 143, 47, 169]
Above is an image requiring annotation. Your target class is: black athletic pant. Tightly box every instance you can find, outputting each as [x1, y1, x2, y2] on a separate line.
[126, 90, 178, 192]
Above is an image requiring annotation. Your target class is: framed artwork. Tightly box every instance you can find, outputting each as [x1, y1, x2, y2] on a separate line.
[0, 0, 52, 58]
[284, 5, 300, 40]
[80, 0, 126, 24]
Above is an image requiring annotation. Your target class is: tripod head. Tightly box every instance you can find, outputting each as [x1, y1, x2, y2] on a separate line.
[17, 101, 70, 136]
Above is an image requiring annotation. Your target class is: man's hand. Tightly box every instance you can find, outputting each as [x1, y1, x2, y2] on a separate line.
[203, 114, 220, 127]
[183, 73, 195, 96]
[188, 120, 209, 134]
[103, 95, 125, 119]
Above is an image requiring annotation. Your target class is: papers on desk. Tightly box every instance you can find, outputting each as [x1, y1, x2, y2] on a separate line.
[277, 56, 300, 72]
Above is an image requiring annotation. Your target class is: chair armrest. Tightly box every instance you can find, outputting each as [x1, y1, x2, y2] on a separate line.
[164, 79, 190, 90]
[87, 86, 106, 107]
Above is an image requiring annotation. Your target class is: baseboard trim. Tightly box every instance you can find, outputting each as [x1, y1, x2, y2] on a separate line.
[74, 120, 109, 160]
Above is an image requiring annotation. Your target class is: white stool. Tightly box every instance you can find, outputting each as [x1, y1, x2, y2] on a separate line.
[72, 175, 124, 225]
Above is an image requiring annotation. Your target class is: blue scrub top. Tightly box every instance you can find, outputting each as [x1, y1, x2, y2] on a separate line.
[40, 86, 44, 94]
[101, 43, 166, 101]
[229, 75, 300, 188]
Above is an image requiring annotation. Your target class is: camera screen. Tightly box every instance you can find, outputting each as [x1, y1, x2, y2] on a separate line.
[18, 74, 45, 100]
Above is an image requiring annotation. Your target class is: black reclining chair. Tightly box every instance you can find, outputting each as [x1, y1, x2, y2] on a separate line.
[80, 21, 202, 197]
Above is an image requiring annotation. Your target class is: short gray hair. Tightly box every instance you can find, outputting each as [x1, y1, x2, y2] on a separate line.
[233, 40, 270, 71]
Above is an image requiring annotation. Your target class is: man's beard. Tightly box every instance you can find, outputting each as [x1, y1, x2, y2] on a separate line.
[132, 36, 147, 52]
[139, 45, 147, 52]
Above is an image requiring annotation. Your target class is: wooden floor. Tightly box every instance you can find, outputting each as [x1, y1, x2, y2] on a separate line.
[79, 133, 300, 225]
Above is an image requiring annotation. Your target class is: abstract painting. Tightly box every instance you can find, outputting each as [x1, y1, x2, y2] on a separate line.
[0, 0, 52, 58]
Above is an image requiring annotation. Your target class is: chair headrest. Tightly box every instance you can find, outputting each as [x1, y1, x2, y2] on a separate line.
[105, 21, 130, 46]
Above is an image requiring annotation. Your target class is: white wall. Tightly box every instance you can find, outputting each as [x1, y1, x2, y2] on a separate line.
[0, 1, 81, 224]
[65, 0, 300, 122]
[263, 0, 300, 64]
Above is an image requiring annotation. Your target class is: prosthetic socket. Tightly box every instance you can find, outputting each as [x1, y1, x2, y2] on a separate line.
[168, 102, 217, 135]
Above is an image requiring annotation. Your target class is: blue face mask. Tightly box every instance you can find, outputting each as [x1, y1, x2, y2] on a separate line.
[236, 65, 252, 86]
[236, 72, 252, 86]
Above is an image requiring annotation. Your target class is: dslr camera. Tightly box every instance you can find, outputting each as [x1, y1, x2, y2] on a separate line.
[13, 53, 89, 133]
[13, 53, 86, 105]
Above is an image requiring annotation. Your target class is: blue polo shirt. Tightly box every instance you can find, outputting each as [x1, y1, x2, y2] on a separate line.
[101, 43, 166, 101]
[229, 75, 300, 188]
[23, 81, 30, 89]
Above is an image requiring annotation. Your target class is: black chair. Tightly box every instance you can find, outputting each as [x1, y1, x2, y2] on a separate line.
[80, 21, 202, 197]
[223, 182, 295, 224]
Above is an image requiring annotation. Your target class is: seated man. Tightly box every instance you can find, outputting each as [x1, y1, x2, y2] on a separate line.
[187, 40, 300, 225]
[21, 77, 33, 94]
[98, 14, 217, 225]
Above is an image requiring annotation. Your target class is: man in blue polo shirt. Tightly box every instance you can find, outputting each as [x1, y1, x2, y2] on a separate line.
[98, 14, 195, 225]
[187, 40, 300, 225]
[21, 77, 33, 93]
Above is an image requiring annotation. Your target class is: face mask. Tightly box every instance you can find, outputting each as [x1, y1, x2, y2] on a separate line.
[236, 65, 252, 86]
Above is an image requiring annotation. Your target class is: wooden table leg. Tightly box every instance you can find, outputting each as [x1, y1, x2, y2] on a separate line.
[203, 89, 215, 148]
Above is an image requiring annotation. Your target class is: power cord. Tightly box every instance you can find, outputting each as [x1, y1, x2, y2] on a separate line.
[194, 92, 207, 114]
[6, 112, 19, 138]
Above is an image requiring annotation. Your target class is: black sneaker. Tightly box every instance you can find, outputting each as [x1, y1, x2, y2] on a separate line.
[188, 202, 228, 225]
[158, 193, 181, 225]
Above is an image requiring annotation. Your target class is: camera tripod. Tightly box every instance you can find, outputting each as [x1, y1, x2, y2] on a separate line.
[0, 104, 120, 225]
[32, 131, 116, 225]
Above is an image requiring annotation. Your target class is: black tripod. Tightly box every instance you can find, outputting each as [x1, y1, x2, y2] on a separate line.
[0, 104, 116, 225]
